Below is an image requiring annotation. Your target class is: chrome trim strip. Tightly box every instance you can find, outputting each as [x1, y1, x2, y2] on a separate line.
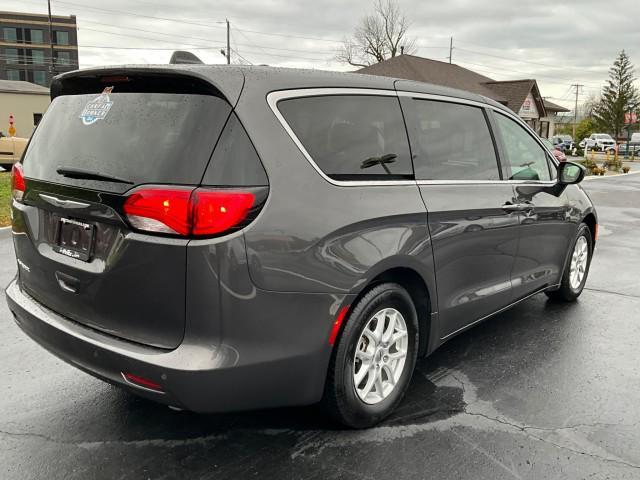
[416, 179, 557, 186]
[39, 193, 90, 209]
[267, 88, 414, 187]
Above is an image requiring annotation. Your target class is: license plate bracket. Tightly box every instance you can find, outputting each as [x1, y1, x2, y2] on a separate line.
[54, 217, 95, 261]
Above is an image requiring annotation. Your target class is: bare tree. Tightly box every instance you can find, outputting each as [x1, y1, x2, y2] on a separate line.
[337, 0, 416, 68]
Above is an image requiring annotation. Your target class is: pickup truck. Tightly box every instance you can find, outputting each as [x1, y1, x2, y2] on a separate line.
[0, 133, 27, 170]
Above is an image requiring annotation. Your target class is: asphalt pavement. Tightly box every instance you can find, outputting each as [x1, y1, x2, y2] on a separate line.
[1, 173, 639, 479]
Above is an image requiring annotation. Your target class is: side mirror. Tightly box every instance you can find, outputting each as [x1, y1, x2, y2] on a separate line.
[558, 161, 585, 185]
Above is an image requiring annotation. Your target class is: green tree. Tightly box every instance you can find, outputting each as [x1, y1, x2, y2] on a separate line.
[594, 50, 639, 138]
[575, 118, 598, 143]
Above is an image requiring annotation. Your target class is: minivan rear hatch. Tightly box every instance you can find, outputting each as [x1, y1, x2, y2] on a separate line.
[13, 71, 236, 349]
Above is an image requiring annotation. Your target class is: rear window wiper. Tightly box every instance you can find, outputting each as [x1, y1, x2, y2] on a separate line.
[360, 153, 397, 174]
[56, 166, 134, 185]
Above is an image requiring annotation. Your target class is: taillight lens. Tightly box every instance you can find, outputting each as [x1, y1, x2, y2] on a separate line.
[11, 163, 26, 201]
[123, 187, 193, 236]
[191, 190, 255, 236]
[123, 187, 256, 238]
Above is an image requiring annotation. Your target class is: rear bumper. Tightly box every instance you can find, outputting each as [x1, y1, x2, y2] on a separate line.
[6, 278, 340, 412]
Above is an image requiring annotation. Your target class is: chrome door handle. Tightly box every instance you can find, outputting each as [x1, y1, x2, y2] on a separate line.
[502, 202, 535, 212]
[501, 202, 523, 212]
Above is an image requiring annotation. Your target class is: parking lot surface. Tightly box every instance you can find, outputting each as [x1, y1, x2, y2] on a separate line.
[1, 173, 639, 479]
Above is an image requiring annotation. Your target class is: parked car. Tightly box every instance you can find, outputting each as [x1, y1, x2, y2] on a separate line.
[0, 132, 28, 171]
[551, 135, 574, 151]
[542, 138, 567, 161]
[584, 133, 616, 152]
[6, 66, 597, 428]
[616, 142, 640, 156]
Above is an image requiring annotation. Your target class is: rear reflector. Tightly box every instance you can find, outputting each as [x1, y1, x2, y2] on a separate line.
[11, 163, 25, 201]
[121, 372, 164, 392]
[123, 187, 256, 238]
[329, 305, 351, 346]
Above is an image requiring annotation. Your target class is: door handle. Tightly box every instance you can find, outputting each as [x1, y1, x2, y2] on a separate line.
[502, 202, 523, 212]
[501, 202, 535, 212]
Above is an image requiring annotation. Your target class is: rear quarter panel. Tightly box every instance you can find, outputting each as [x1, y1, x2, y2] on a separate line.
[234, 83, 436, 298]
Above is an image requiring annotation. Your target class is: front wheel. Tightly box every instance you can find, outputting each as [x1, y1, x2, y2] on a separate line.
[546, 223, 593, 302]
[322, 283, 419, 428]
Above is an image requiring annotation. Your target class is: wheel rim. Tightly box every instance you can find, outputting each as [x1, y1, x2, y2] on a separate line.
[569, 235, 589, 290]
[352, 308, 408, 405]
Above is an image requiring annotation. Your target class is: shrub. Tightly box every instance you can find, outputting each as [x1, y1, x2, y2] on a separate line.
[623, 166, 631, 173]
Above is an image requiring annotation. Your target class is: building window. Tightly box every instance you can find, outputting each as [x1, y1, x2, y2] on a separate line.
[55, 30, 69, 45]
[4, 48, 19, 64]
[28, 29, 44, 44]
[6, 69, 21, 81]
[33, 113, 43, 126]
[30, 50, 45, 64]
[3, 27, 18, 42]
[33, 70, 47, 86]
[56, 51, 71, 65]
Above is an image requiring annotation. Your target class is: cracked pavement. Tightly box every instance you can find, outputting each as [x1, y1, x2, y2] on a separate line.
[1, 173, 639, 479]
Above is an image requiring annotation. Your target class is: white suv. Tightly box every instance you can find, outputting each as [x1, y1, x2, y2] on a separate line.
[584, 133, 616, 152]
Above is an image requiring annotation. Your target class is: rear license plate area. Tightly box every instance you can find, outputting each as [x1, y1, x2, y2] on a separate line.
[54, 217, 95, 261]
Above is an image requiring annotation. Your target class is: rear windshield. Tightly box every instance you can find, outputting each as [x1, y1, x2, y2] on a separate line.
[23, 92, 231, 192]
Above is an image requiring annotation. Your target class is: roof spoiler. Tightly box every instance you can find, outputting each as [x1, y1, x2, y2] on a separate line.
[169, 51, 204, 65]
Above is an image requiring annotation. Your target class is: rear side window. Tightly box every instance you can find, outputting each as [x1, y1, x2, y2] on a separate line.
[23, 92, 231, 192]
[202, 113, 268, 186]
[277, 95, 412, 181]
[494, 113, 551, 181]
[407, 99, 500, 181]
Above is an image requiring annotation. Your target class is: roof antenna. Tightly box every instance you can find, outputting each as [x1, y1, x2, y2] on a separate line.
[169, 51, 204, 65]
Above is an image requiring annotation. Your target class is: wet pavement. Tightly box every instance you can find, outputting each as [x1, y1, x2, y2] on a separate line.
[1, 173, 639, 479]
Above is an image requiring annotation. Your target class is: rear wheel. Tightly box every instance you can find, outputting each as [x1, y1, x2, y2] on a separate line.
[322, 283, 419, 428]
[546, 223, 593, 302]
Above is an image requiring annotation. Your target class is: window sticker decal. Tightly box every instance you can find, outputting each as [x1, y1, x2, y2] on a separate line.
[79, 86, 114, 126]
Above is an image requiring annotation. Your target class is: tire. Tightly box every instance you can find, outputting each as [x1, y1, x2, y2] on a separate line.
[321, 282, 419, 428]
[546, 223, 593, 302]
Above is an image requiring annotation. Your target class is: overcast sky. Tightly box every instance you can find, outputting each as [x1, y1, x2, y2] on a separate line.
[6, 0, 640, 109]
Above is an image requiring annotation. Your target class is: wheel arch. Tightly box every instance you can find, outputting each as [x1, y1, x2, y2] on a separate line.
[582, 212, 597, 246]
[342, 262, 435, 358]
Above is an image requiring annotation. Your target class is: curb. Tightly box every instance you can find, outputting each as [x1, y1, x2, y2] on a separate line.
[583, 170, 640, 180]
[0, 226, 11, 240]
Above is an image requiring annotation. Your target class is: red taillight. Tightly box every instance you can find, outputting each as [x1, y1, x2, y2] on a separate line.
[123, 187, 256, 238]
[191, 190, 255, 236]
[121, 372, 164, 392]
[11, 163, 25, 201]
[123, 187, 193, 236]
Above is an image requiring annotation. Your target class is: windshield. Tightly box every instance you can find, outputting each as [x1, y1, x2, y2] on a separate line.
[595, 134, 613, 140]
[22, 92, 231, 192]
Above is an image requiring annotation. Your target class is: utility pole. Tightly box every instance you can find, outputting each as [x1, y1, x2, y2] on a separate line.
[226, 19, 231, 65]
[571, 83, 583, 139]
[47, 0, 56, 79]
[448, 37, 453, 64]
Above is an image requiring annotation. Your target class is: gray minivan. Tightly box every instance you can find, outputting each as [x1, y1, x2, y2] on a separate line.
[6, 66, 596, 428]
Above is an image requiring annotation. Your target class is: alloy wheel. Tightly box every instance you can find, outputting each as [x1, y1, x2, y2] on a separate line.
[569, 235, 589, 290]
[352, 308, 408, 405]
